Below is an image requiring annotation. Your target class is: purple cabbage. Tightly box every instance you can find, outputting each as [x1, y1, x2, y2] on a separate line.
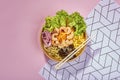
[42, 31, 52, 47]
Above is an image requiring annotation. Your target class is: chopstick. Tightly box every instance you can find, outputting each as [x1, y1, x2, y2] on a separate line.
[55, 34, 96, 69]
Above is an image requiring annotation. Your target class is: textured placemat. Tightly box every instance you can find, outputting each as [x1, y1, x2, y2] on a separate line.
[39, 0, 120, 80]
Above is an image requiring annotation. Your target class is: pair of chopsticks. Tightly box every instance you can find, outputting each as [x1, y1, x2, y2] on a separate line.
[55, 34, 96, 70]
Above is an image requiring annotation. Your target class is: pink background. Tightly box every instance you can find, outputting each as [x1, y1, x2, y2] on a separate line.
[0, 0, 120, 80]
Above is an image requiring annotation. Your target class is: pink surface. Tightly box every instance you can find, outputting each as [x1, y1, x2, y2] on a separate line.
[0, 0, 119, 80]
[116, 0, 120, 4]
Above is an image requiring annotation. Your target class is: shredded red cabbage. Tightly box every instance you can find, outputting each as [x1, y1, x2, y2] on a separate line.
[42, 31, 51, 47]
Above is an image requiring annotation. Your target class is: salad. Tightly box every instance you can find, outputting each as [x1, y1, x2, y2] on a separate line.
[41, 10, 86, 61]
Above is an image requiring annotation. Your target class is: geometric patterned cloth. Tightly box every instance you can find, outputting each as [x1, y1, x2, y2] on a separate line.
[39, 0, 120, 80]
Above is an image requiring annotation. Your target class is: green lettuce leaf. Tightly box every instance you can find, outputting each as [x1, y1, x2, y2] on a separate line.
[43, 10, 68, 32]
[68, 12, 86, 35]
[56, 10, 68, 27]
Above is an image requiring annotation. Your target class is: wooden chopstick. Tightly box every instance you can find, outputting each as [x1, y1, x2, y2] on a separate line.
[55, 38, 90, 69]
[55, 35, 96, 69]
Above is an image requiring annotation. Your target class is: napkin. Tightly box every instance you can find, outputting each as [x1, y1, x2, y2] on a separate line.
[39, 0, 120, 80]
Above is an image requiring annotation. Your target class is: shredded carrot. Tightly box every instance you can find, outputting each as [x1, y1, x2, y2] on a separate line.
[57, 32, 67, 43]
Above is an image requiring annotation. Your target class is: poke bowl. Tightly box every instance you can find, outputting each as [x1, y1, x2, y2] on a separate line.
[40, 10, 87, 62]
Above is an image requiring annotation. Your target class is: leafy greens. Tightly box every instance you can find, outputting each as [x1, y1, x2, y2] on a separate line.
[43, 10, 86, 35]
